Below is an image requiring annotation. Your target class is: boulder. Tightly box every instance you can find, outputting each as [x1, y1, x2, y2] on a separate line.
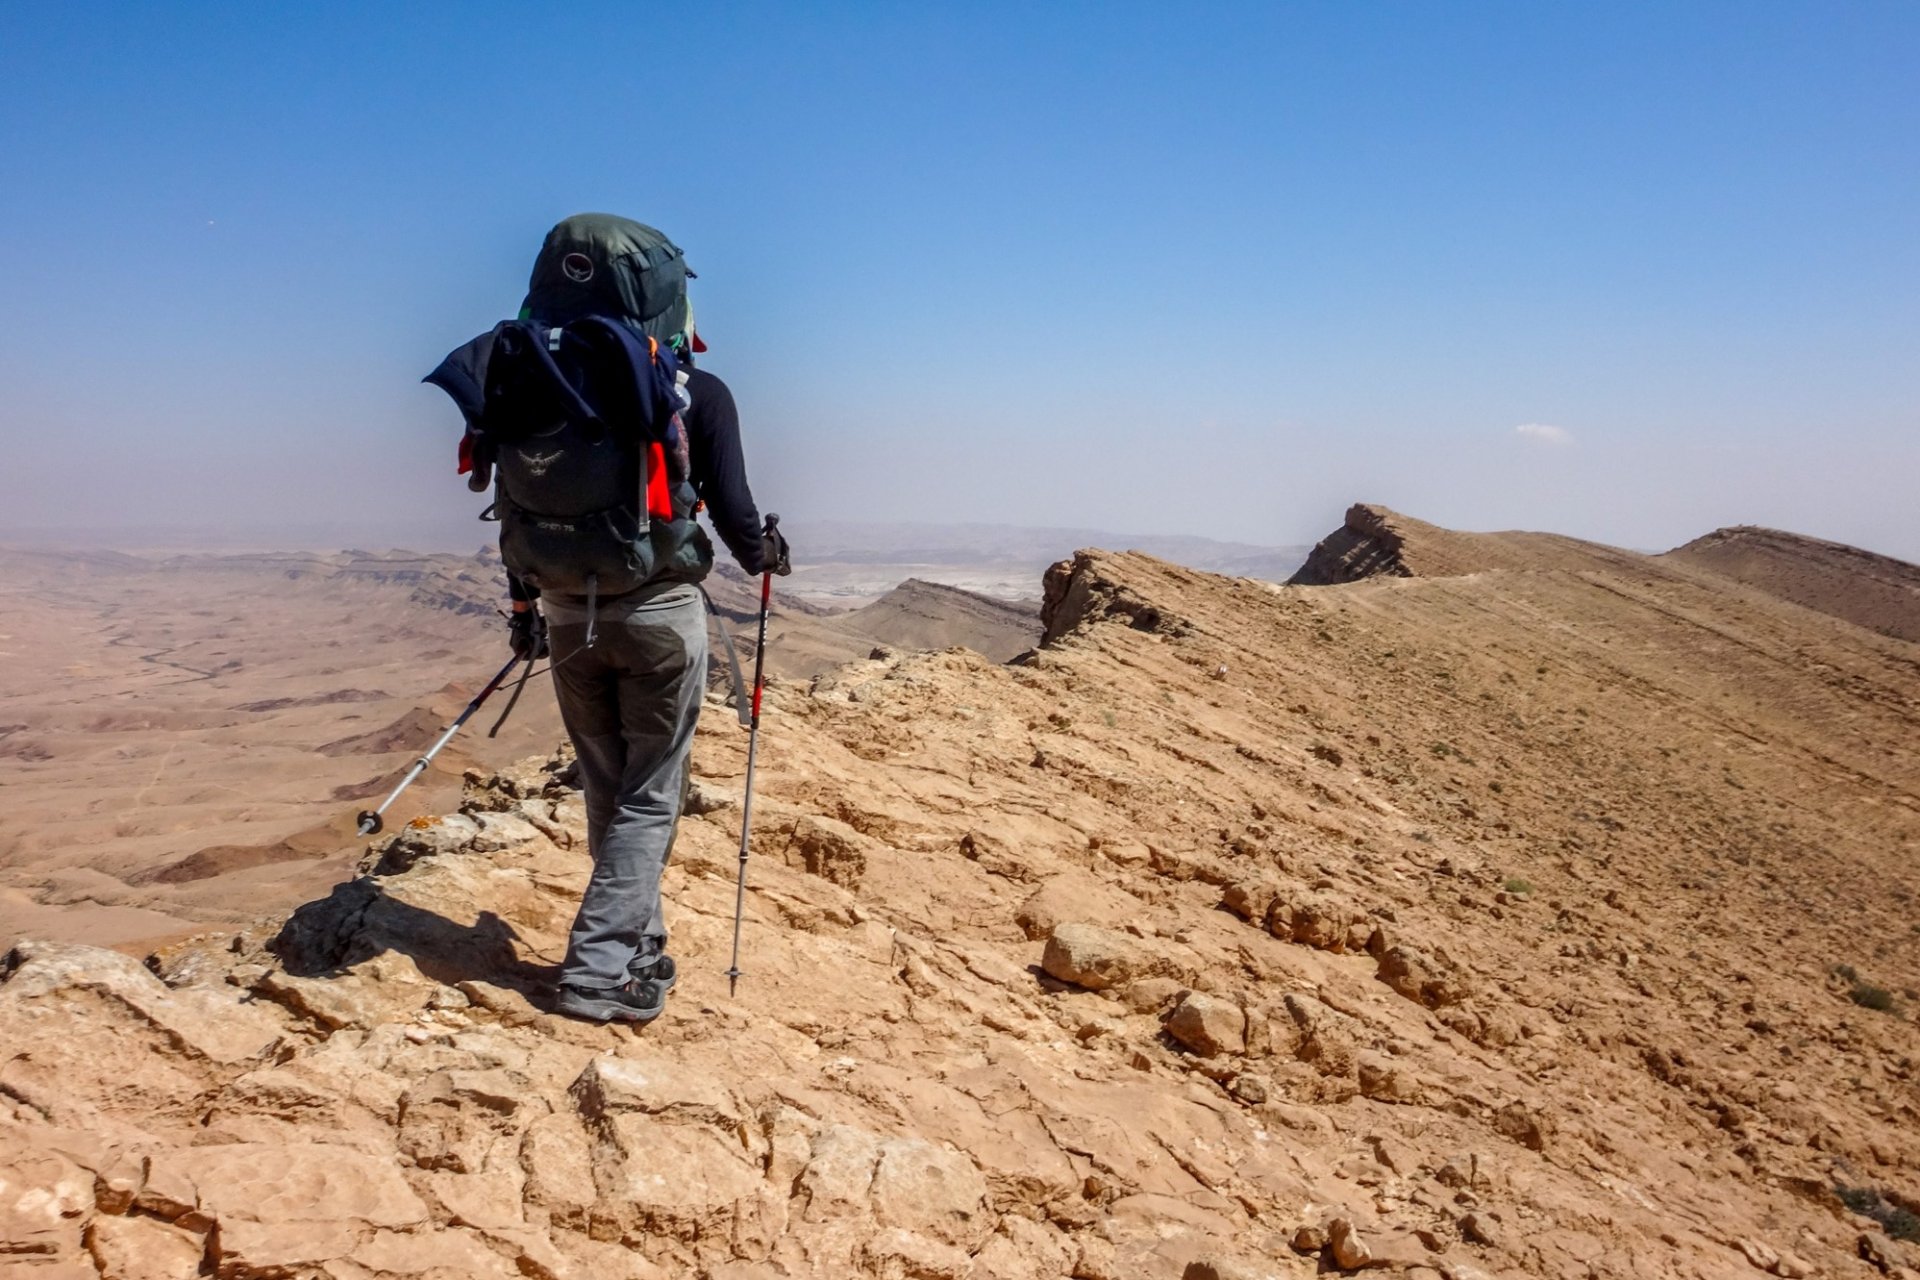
[1491, 1100, 1552, 1152]
[1220, 879, 1281, 924]
[1329, 1216, 1372, 1270]
[1041, 923, 1159, 991]
[1165, 993, 1247, 1057]
[1270, 892, 1358, 952]
[364, 812, 483, 876]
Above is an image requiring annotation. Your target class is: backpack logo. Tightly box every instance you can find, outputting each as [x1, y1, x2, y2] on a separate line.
[518, 448, 564, 476]
[561, 253, 595, 283]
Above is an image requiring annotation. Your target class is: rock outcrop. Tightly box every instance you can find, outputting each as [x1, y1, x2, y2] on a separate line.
[1286, 503, 1421, 584]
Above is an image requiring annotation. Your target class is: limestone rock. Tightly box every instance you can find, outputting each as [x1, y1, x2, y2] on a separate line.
[348, 1225, 519, 1278]
[798, 1124, 883, 1222]
[364, 811, 483, 876]
[1490, 1100, 1552, 1152]
[1117, 975, 1186, 1013]
[1165, 992, 1247, 1057]
[685, 777, 739, 816]
[0, 1150, 93, 1258]
[1329, 1216, 1372, 1270]
[1014, 873, 1141, 941]
[518, 1111, 598, 1216]
[1, 938, 281, 1064]
[1220, 878, 1281, 924]
[870, 1138, 990, 1248]
[1376, 945, 1469, 1008]
[173, 1142, 429, 1229]
[1182, 1256, 1264, 1280]
[569, 1053, 743, 1130]
[86, 1214, 206, 1280]
[785, 814, 873, 888]
[1356, 1051, 1422, 1103]
[1041, 922, 1159, 991]
[1270, 892, 1361, 952]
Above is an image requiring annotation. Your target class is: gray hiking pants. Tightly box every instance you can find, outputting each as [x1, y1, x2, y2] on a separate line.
[545, 582, 707, 989]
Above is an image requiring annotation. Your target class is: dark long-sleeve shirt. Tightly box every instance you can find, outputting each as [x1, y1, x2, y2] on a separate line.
[683, 366, 768, 575]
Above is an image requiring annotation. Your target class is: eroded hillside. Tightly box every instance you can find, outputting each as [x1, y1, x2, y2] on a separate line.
[1666, 525, 1920, 645]
[4, 515, 1918, 1279]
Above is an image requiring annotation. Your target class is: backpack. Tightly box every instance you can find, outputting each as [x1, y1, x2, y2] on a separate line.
[427, 216, 714, 599]
[523, 213, 693, 348]
[430, 317, 711, 598]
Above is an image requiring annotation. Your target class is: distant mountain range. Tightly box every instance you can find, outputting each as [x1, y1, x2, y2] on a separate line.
[2, 519, 1312, 605]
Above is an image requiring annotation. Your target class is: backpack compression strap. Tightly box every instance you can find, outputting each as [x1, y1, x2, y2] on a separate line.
[701, 587, 754, 729]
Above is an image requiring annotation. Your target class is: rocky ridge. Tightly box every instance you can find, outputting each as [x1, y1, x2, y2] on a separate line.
[4, 516, 1918, 1278]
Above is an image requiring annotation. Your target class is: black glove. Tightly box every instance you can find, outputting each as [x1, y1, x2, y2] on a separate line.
[761, 522, 792, 577]
[507, 609, 549, 660]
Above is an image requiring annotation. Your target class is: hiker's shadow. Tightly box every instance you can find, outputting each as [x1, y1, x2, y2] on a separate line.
[267, 874, 559, 1002]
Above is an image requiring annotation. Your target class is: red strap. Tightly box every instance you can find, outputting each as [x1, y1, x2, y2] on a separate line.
[457, 432, 474, 475]
[645, 441, 673, 519]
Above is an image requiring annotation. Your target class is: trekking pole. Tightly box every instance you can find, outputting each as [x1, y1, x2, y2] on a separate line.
[354, 653, 524, 837]
[725, 514, 779, 997]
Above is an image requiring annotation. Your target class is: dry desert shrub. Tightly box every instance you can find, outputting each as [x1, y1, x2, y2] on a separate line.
[1837, 1185, 1920, 1243]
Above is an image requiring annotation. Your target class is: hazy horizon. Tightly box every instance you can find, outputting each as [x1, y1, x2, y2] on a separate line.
[4, 5, 1916, 562]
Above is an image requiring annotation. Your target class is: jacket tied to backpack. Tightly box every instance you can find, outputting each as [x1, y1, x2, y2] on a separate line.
[426, 315, 713, 598]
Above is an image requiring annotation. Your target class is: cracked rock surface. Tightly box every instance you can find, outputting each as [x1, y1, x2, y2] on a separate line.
[4, 523, 1918, 1278]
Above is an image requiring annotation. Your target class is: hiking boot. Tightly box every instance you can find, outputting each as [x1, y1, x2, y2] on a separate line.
[554, 977, 666, 1024]
[627, 952, 677, 993]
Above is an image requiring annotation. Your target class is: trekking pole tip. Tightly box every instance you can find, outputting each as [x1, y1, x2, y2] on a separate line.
[356, 811, 383, 837]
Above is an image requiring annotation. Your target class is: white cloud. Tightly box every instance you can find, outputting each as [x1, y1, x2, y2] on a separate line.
[1514, 422, 1573, 446]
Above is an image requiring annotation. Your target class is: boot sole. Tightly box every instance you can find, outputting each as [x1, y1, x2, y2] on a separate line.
[554, 989, 665, 1024]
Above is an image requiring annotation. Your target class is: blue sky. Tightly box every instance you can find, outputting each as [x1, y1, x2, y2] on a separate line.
[3, 2, 1916, 558]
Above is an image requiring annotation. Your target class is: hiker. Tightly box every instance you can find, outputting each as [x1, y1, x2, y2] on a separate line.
[427, 213, 790, 1024]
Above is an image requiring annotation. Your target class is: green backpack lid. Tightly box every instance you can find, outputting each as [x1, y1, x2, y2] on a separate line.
[522, 213, 691, 346]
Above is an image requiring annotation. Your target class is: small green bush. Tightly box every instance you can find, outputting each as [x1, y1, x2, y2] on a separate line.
[1832, 963, 1859, 982]
[1849, 982, 1896, 1013]
[1837, 1185, 1920, 1243]
[1504, 878, 1534, 896]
